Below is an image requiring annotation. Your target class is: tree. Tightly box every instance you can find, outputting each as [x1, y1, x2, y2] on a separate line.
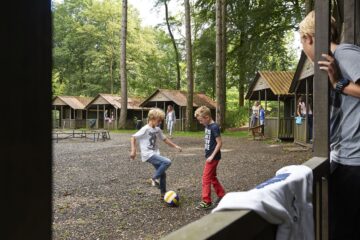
[155, 0, 182, 90]
[119, 0, 128, 129]
[215, 0, 226, 129]
[185, 0, 194, 131]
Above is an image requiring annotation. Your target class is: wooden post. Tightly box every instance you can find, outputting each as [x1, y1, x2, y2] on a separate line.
[3, 1, 52, 238]
[86, 109, 88, 128]
[314, 0, 330, 158]
[179, 106, 182, 131]
[61, 105, 63, 128]
[96, 105, 99, 129]
[103, 105, 106, 130]
[314, 1, 330, 239]
[344, 0, 356, 44]
[115, 108, 118, 129]
[264, 89, 267, 112]
[277, 95, 280, 139]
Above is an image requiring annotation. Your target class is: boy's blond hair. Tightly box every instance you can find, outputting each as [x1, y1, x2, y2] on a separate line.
[194, 106, 211, 118]
[299, 10, 339, 44]
[147, 108, 165, 122]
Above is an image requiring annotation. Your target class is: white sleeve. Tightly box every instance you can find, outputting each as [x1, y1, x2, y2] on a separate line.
[132, 126, 147, 140]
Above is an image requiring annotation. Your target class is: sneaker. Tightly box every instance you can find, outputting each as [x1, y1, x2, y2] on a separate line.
[150, 178, 160, 188]
[214, 197, 223, 206]
[196, 201, 213, 210]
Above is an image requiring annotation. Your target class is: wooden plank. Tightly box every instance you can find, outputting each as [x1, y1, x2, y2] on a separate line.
[314, 0, 330, 158]
[2, 1, 52, 239]
[344, 0, 355, 44]
[356, 0, 360, 46]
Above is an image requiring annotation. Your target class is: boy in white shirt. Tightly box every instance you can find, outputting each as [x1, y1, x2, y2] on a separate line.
[130, 108, 182, 199]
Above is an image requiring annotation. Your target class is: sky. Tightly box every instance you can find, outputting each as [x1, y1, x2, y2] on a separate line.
[128, 0, 181, 27]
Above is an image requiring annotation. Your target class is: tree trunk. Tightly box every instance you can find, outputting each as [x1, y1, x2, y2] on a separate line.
[119, 0, 128, 129]
[164, 0, 181, 90]
[185, 0, 193, 131]
[221, 0, 227, 119]
[238, 72, 245, 107]
[215, 0, 226, 130]
[110, 54, 113, 94]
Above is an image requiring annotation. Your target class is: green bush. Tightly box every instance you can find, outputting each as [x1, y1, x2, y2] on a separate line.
[225, 107, 249, 128]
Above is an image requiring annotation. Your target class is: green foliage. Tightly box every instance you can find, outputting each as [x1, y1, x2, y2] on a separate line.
[52, 0, 179, 97]
[225, 108, 248, 128]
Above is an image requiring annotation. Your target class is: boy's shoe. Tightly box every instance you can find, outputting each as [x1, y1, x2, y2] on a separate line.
[214, 197, 223, 206]
[150, 178, 160, 188]
[196, 201, 213, 210]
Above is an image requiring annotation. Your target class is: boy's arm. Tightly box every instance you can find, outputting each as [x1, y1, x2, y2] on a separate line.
[207, 136, 222, 162]
[130, 136, 137, 160]
[164, 138, 182, 152]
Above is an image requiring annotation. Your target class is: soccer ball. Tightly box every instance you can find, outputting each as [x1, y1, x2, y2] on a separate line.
[163, 190, 180, 207]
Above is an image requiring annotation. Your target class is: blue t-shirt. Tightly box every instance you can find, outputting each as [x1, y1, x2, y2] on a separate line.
[259, 109, 265, 121]
[204, 122, 221, 160]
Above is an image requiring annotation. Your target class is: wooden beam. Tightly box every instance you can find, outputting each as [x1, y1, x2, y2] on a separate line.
[314, 0, 330, 157]
[277, 96, 280, 139]
[314, 1, 330, 239]
[344, 0, 356, 44]
[2, 1, 52, 239]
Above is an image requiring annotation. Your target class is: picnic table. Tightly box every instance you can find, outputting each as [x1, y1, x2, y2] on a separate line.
[52, 129, 110, 143]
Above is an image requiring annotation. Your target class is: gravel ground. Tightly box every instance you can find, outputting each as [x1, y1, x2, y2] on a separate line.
[53, 132, 312, 240]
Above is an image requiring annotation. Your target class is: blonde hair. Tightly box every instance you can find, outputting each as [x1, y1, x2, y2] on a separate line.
[147, 108, 165, 121]
[194, 106, 211, 118]
[299, 10, 339, 44]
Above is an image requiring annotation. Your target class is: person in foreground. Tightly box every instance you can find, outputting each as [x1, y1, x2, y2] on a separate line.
[299, 10, 360, 240]
[194, 106, 225, 210]
[130, 108, 182, 199]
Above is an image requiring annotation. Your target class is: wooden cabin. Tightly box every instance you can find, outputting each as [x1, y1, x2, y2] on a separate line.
[140, 89, 217, 131]
[85, 94, 148, 130]
[52, 96, 92, 129]
[289, 51, 314, 146]
[245, 71, 295, 140]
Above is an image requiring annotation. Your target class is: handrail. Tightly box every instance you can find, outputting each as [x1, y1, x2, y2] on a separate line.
[162, 157, 329, 240]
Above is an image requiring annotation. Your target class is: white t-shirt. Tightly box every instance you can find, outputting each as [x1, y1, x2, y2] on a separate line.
[212, 165, 314, 240]
[132, 124, 166, 162]
[166, 111, 176, 122]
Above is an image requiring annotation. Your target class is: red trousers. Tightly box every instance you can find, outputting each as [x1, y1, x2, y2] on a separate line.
[202, 160, 225, 204]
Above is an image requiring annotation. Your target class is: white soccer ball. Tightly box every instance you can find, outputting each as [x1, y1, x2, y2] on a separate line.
[163, 190, 180, 207]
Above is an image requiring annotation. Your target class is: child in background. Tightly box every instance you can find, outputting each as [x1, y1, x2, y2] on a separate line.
[130, 108, 182, 199]
[259, 105, 265, 138]
[166, 105, 176, 138]
[194, 106, 225, 210]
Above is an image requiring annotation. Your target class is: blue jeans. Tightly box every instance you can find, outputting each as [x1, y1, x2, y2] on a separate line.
[147, 154, 172, 194]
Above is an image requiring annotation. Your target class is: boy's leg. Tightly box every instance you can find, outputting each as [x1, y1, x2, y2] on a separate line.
[147, 154, 171, 182]
[202, 160, 219, 204]
[210, 160, 225, 198]
[159, 172, 166, 195]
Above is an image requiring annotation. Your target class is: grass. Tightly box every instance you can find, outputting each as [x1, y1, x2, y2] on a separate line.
[110, 129, 249, 138]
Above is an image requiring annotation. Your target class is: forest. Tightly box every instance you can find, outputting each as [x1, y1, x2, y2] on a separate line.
[52, 0, 309, 127]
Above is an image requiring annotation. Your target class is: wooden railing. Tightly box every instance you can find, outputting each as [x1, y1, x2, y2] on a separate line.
[162, 157, 329, 240]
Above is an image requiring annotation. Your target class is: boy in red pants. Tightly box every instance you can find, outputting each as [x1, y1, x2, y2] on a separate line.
[194, 106, 225, 210]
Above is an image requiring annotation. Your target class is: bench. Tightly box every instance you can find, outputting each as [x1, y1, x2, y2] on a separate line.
[249, 125, 264, 140]
[52, 129, 110, 143]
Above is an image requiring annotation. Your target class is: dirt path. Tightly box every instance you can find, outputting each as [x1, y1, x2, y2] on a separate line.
[53, 133, 312, 240]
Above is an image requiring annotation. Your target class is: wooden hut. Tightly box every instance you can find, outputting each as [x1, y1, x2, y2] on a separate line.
[245, 71, 295, 140]
[85, 94, 148, 130]
[289, 51, 314, 146]
[140, 89, 217, 131]
[52, 96, 92, 129]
